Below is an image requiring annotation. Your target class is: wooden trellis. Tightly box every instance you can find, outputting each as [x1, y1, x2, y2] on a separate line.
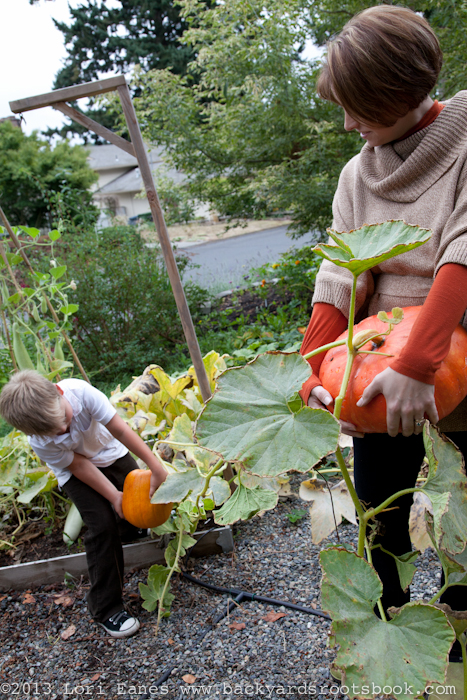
[9, 75, 211, 402]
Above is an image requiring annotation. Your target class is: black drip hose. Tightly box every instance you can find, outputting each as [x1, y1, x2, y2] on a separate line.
[181, 571, 331, 620]
[143, 572, 330, 694]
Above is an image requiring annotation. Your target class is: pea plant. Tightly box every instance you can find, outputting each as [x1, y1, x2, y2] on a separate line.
[145, 221, 467, 699]
[0, 220, 86, 539]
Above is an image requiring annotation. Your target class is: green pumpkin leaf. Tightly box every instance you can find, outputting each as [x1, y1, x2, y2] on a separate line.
[214, 483, 278, 525]
[165, 533, 197, 570]
[313, 221, 431, 277]
[139, 564, 174, 614]
[48, 229, 61, 241]
[151, 469, 205, 504]
[209, 475, 231, 506]
[377, 548, 419, 593]
[422, 424, 467, 558]
[320, 547, 454, 698]
[196, 353, 340, 477]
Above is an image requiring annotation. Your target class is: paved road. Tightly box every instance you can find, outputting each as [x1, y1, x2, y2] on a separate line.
[179, 225, 318, 291]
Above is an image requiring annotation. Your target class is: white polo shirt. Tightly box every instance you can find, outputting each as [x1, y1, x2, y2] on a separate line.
[29, 378, 127, 487]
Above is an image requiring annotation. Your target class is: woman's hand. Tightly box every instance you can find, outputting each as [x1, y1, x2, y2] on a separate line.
[356, 366, 438, 437]
[308, 385, 364, 438]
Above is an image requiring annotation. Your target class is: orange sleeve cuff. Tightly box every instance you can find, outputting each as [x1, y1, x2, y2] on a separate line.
[299, 303, 348, 404]
[390, 264, 467, 384]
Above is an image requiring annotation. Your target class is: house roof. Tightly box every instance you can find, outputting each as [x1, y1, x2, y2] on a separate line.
[86, 143, 164, 171]
[96, 162, 184, 195]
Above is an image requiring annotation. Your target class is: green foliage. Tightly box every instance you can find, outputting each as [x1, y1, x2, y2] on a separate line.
[286, 508, 307, 524]
[135, 0, 361, 236]
[0, 122, 98, 228]
[61, 225, 210, 382]
[152, 171, 197, 225]
[320, 548, 454, 698]
[46, 0, 196, 142]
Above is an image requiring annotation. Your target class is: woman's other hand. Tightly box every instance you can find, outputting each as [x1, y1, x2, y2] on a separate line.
[308, 386, 364, 438]
[357, 366, 438, 437]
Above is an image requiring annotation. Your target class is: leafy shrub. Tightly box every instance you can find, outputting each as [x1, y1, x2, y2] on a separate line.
[62, 225, 211, 382]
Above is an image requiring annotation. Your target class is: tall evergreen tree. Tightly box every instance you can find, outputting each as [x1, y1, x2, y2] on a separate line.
[53, 0, 193, 88]
[45, 0, 195, 142]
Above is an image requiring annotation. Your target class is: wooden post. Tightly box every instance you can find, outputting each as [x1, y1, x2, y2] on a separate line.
[9, 76, 211, 403]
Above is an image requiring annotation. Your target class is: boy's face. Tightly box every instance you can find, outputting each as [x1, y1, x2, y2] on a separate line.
[52, 397, 74, 436]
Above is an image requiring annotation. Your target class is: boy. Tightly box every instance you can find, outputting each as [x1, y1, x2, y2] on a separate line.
[0, 370, 167, 638]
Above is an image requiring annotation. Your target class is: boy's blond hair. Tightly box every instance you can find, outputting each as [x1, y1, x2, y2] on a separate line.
[0, 370, 64, 435]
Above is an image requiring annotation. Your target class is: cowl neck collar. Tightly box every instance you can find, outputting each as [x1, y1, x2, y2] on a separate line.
[358, 91, 467, 203]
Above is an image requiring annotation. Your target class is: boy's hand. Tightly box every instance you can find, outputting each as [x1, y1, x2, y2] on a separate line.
[112, 490, 124, 519]
[149, 466, 167, 499]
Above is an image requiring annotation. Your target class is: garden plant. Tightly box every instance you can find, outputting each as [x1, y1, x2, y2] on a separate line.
[132, 220, 467, 700]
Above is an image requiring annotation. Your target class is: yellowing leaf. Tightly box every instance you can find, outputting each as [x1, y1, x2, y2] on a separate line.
[409, 491, 434, 553]
[299, 477, 357, 544]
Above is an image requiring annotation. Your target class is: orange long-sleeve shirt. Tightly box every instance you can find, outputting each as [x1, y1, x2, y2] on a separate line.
[299, 101, 467, 406]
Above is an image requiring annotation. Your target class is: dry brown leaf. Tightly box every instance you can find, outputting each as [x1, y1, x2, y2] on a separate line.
[91, 674, 101, 682]
[0, 596, 6, 602]
[22, 593, 35, 604]
[167, 638, 175, 645]
[299, 477, 357, 544]
[182, 674, 196, 684]
[262, 611, 287, 622]
[61, 624, 76, 641]
[53, 594, 74, 607]
[409, 491, 433, 552]
[229, 622, 246, 632]
[311, 603, 317, 610]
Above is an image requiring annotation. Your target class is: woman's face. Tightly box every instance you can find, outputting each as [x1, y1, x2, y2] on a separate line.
[343, 110, 420, 147]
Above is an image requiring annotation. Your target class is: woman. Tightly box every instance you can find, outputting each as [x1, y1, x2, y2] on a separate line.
[300, 5, 467, 660]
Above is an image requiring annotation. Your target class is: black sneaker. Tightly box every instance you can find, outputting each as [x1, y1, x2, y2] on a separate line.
[99, 610, 140, 638]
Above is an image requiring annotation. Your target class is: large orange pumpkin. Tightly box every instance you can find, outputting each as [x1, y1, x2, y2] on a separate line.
[319, 306, 467, 433]
[122, 469, 172, 529]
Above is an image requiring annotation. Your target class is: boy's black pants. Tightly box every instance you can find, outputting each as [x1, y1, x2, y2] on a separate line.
[62, 452, 141, 622]
[353, 431, 467, 612]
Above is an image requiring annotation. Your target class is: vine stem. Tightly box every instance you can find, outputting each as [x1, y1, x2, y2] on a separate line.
[364, 488, 422, 521]
[365, 539, 387, 621]
[156, 513, 186, 635]
[195, 458, 225, 511]
[303, 338, 347, 360]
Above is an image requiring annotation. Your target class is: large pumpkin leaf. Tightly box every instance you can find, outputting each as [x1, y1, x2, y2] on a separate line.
[151, 470, 205, 504]
[313, 221, 431, 277]
[196, 353, 340, 477]
[161, 413, 217, 470]
[320, 548, 453, 699]
[214, 483, 278, 525]
[422, 424, 467, 557]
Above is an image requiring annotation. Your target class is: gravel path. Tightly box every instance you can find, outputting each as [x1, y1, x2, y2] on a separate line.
[0, 483, 440, 700]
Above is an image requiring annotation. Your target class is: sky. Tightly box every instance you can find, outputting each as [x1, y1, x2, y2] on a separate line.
[0, 0, 117, 135]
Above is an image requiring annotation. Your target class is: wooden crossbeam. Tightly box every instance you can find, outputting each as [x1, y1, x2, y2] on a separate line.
[9, 75, 127, 113]
[53, 102, 135, 157]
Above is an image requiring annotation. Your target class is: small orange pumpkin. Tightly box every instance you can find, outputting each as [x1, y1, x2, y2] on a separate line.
[122, 469, 172, 529]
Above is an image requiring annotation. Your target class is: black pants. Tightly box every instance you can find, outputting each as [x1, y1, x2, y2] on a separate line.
[62, 452, 141, 622]
[353, 431, 467, 612]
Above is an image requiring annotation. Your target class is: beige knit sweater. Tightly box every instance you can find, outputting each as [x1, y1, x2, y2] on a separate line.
[312, 91, 467, 430]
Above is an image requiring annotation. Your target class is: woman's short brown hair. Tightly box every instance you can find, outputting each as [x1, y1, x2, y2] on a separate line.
[316, 5, 443, 127]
